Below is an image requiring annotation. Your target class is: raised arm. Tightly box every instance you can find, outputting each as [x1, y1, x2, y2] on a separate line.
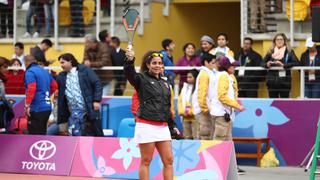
[123, 47, 141, 90]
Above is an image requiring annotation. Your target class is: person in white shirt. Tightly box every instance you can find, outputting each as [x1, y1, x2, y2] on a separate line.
[12, 42, 26, 68]
[178, 69, 199, 139]
[213, 33, 235, 58]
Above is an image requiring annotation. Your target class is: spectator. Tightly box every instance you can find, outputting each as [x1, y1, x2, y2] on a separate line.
[83, 34, 113, 95]
[262, 33, 300, 98]
[235, 37, 263, 97]
[23, 0, 42, 38]
[57, 53, 103, 136]
[301, 37, 320, 98]
[0, 57, 10, 132]
[24, 55, 58, 135]
[175, 43, 201, 90]
[124, 48, 176, 180]
[47, 91, 59, 135]
[110, 36, 127, 96]
[249, 0, 267, 33]
[0, 0, 13, 38]
[196, 35, 215, 59]
[5, 59, 25, 94]
[178, 69, 199, 139]
[212, 55, 245, 174]
[0, 57, 9, 97]
[70, 0, 85, 37]
[12, 42, 26, 68]
[212, 33, 235, 58]
[212, 56, 244, 141]
[98, 30, 111, 45]
[42, 0, 54, 37]
[30, 39, 53, 65]
[192, 53, 218, 140]
[160, 38, 176, 86]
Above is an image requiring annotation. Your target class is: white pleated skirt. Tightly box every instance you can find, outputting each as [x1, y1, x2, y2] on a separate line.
[133, 122, 172, 144]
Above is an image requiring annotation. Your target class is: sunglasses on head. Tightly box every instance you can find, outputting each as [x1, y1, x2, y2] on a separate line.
[150, 53, 163, 59]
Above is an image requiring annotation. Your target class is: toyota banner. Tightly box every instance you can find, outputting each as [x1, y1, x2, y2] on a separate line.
[0, 135, 78, 176]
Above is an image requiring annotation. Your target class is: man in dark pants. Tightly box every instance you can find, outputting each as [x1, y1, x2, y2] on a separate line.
[57, 53, 103, 136]
[24, 55, 58, 135]
[70, 0, 85, 37]
[235, 37, 264, 97]
[110, 36, 126, 95]
[0, 0, 13, 38]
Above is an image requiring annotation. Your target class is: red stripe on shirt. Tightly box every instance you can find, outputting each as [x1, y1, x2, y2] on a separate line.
[50, 80, 58, 95]
[136, 117, 168, 126]
[26, 83, 37, 105]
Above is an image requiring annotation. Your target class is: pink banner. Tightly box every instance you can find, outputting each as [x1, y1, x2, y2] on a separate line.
[0, 135, 236, 179]
[0, 135, 77, 176]
[71, 137, 235, 180]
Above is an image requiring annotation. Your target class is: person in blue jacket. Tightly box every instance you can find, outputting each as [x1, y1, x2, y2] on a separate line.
[24, 55, 58, 135]
[160, 38, 176, 86]
[56, 53, 103, 136]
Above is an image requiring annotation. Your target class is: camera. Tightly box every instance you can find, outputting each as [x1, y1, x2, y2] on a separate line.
[224, 113, 231, 122]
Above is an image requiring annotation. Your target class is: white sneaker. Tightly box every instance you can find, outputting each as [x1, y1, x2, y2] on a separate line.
[22, 32, 31, 38]
[32, 32, 39, 38]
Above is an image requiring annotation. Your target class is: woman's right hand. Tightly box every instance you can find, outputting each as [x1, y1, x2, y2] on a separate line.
[267, 61, 273, 68]
[125, 45, 135, 61]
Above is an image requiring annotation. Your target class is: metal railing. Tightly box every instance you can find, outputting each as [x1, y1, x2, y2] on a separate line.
[3, 0, 147, 48]
[7, 66, 320, 99]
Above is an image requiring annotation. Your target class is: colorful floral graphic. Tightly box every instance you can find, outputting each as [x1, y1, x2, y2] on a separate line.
[234, 100, 289, 137]
[93, 156, 115, 177]
[170, 140, 201, 175]
[111, 138, 140, 170]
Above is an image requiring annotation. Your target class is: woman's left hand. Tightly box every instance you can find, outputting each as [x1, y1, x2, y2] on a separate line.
[173, 127, 180, 135]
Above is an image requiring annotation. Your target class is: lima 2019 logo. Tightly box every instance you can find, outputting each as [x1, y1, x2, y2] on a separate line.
[22, 140, 57, 171]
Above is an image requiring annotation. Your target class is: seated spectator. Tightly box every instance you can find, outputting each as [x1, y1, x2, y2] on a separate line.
[83, 34, 112, 95]
[0, 57, 9, 96]
[5, 59, 25, 95]
[301, 37, 320, 98]
[196, 35, 215, 59]
[30, 39, 53, 65]
[47, 92, 60, 135]
[262, 33, 300, 98]
[235, 37, 264, 98]
[160, 38, 176, 86]
[12, 42, 26, 68]
[110, 36, 126, 96]
[212, 33, 234, 58]
[0, 57, 10, 132]
[175, 43, 201, 90]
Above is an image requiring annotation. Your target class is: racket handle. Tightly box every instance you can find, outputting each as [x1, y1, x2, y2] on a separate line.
[128, 42, 133, 51]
